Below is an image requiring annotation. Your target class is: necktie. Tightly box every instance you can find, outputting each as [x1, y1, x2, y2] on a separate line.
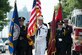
[36, 27, 41, 35]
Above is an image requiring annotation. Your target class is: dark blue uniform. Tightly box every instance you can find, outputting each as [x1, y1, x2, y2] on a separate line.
[55, 28, 66, 55]
[63, 25, 73, 55]
[17, 25, 32, 55]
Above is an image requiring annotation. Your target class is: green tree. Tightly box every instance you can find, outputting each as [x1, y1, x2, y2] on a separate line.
[55, 0, 82, 18]
[62, 0, 82, 18]
[0, 0, 11, 31]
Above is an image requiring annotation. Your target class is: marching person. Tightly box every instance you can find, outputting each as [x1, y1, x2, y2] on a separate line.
[16, 17, 31, 55]
[55, 21, 66, 55]
[63, 19, 73, 55]
[35, 16, 48, 55]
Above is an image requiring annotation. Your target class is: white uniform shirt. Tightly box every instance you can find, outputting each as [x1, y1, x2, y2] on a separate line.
[35, 24, 48, 55]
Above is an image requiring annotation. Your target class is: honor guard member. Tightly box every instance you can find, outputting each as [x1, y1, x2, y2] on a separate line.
[63, 19, 73, 55]
[17, 17, 29, 55]
[35, 16, 48, 55]
[55, 21, 66, 55]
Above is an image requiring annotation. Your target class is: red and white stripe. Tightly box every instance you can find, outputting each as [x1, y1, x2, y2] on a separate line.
[36, 0, 41, 16]
[28, 0, 41, 36]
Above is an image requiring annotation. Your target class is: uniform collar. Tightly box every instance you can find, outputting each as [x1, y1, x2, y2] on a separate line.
[38, 24, 43, 28]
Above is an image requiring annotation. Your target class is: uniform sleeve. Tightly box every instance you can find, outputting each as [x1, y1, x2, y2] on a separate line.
[70, 26, 73, 34]
[36, 26, 48, 41]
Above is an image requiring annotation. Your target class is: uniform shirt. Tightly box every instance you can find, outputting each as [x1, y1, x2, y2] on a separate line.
[56, 28, 65, 48]
[35, 24, 48, 44]
[18, 25, 29, 48]
[35, 24, 48, 55]
[19, 25, 27, 40]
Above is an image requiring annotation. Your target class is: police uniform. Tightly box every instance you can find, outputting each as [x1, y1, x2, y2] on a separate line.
[35, 16, 48, 55]
[17, 17, 32, 55]
[55, 21, 66, 55]
[63, 19, 73, 55]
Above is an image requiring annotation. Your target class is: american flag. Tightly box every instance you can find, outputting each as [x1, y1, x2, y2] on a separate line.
[28, 0, 42, 36]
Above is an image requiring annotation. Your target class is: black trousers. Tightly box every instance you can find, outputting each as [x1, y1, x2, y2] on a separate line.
[15, 46, 32, 55]
[65, 44, 72, 55]
[27, 46, 33, 55]
[55, 45, 66, 55]
[14, 40, 33, 55]
[55, 48, 66, 55]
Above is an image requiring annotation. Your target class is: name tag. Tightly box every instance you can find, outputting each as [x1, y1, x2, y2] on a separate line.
[58, 38, 62, 42]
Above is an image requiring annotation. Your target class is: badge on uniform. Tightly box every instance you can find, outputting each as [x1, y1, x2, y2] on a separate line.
[58, 38, 62, 42]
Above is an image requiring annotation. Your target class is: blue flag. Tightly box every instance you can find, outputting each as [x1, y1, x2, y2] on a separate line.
[9, 2, 20, 54]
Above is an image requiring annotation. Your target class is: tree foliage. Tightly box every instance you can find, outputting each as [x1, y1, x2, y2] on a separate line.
[0, 0, 11, 31]
[62, 0, 82, 18]
[55, 0, 82, 18]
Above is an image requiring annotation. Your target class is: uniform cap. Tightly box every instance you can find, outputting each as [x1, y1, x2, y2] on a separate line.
[58, 21, 63, 25]
[38, 16, 43, 20]
[63, 19, 68, 23]
[18, 17, 25, 21]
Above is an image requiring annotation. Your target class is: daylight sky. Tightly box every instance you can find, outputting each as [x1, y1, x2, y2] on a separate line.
[8, 0, 59, 23]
